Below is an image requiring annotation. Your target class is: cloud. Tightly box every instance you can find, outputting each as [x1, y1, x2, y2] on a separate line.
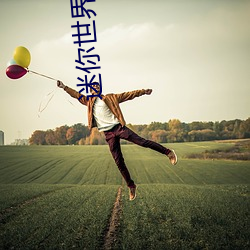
[98, 22, 155, 45]
[30, 32, 77, 84]
[29, 7, 250, 94]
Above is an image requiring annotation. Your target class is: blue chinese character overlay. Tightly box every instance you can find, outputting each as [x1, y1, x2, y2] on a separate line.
[71, 20, 97, 46]
[70, 0, 96, 19]
[77, 74, 102, 100]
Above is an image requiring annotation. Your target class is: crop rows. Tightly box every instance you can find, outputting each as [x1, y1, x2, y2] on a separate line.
[0, 184, 119, 249]
[119, 184, 250, 249]
[0, 141, 249, 249]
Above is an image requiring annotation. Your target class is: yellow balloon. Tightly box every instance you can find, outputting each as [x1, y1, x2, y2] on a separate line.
[13, 46, 31, 68]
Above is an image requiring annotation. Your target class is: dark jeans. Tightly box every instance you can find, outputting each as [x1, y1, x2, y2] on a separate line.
[104, 124, 171, 187]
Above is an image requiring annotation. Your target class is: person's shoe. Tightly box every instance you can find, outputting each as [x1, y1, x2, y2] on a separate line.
[129, 185, 137, 201]
[167, 150, 178, 165]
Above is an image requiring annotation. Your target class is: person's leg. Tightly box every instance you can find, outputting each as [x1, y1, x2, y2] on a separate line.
[117, 125, 177, 165]
[119, 125, 171, 155]
[104, 130, 135, 188]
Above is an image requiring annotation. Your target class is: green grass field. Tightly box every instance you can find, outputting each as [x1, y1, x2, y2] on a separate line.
[0, 141, 249, 249]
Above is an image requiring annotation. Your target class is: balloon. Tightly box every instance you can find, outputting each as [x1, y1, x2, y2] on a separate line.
[7, 58, 17, 67]
[13, 46, 31, 68]
[6, 65, 27, 79]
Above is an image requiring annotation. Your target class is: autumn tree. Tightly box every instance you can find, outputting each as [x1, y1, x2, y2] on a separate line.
[45, 129, 57, 145]
[86, 128, 106, 145]
[167, 119, 184, 142]
[147, 122, 168, 131]
[66, 123, 90, 145]
[54, 126, 68, 145]
[29, 130, 46, 145]
[66, 127, 75, 145]
[239, 118, 250, 138]
[150, 130, 168, 143]
[29, 118, 250, 145]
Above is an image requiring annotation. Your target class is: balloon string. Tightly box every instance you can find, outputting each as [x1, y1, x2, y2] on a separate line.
[37, 90, 76, 117]
[67, 99, 75, 106]
[38, 88, 58, 118]
[28, 69, 58, 81]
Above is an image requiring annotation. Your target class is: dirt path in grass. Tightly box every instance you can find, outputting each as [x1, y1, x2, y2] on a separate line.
[103, 186, 123, 250]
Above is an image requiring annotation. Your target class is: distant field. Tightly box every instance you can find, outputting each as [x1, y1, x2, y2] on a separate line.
[0, 141, 249, 249]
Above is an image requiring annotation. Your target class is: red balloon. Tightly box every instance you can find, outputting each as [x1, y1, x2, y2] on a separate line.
[6, 65, 27, 79]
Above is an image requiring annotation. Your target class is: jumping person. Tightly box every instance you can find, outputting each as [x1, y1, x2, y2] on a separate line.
[57, 81, 177, 201]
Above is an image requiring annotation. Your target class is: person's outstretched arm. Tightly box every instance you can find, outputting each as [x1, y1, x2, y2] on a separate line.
[116, 88, 153, 103]
[57, 80, 88, 105]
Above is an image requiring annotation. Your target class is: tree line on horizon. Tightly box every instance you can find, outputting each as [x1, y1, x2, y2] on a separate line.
[29, 118, 250, 145]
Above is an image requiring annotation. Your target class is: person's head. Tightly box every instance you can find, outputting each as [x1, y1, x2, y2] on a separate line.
[90, 82, 100, 95]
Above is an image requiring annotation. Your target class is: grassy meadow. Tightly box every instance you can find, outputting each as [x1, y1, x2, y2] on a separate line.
[0, 141, 249, 249]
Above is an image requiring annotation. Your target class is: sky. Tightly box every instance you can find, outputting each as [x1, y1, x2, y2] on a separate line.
[0, 0, 249, 144]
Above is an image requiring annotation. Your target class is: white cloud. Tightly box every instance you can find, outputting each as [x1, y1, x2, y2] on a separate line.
[98, 22, 155, 45]
[13, 8, 250, 127]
